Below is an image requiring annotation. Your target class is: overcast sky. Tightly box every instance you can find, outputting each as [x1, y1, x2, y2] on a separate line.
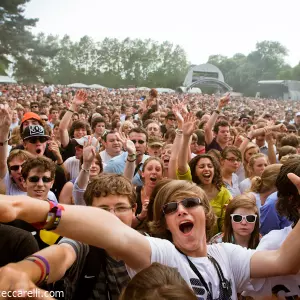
[24, 0, 300, 67]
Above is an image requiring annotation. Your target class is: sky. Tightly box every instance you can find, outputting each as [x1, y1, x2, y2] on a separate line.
[24, 0, 300, 67]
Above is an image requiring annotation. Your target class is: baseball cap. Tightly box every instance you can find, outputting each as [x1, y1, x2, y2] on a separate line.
[296, 112, 300, 117]
[148, 137, 164, 147]
[22, 125, 50, 141]
[72, 136, 100, 151]
[21, 112, 42, 125]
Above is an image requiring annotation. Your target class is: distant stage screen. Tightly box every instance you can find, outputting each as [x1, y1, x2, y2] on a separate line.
[192, 71, 219, 82]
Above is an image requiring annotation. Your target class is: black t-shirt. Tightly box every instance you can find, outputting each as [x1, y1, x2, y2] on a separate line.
[0, 224, 39, 267]
[61, 140, 76, 161]
[53, 165, 67, 198]
[205, 138, 223, 152]
[7, 220, 62, 250]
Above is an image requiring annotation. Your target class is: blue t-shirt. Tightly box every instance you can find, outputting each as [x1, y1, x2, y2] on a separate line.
[260, 191, 292, 236]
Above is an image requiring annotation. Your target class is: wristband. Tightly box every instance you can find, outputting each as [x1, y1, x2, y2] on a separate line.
[214, 109, 220, 114]
[31, 201, 64, 231]
[25, 257, 46, 285]
[246, 136, 252, 141]
[67, 109, 74, 113]
[27, 255, 50, 285]
[81, 166, 90, 173]
[0, 138, 9, 146]
[127, 158, 136, 162]
[57, 162, 64, 166]
[176, 129, 183, 135]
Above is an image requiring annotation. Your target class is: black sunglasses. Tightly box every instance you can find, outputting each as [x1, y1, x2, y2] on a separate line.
[162, 198, 201, 215]
[131, 139, 145, 145]
[27, 137, 48, 144]
[10, 165, 23, 172]
[31, 106, 38, 109]
[231, 214, 257, 223]
[28, 176, 52, 183]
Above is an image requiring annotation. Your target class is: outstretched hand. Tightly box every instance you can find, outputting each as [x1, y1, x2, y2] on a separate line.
[72, 90, 88, 107]
[0, 104, 12, 138]
[182, 112, 197, 137]
[83, 136, 96, 165]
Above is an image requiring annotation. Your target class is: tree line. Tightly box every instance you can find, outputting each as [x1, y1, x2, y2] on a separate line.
[1, 0, 300, 95]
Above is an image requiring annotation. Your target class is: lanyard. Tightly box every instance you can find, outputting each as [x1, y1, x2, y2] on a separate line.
[176, 247, 230, 299]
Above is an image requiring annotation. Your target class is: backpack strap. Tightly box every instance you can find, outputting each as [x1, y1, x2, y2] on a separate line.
[73, 246, 107, 300]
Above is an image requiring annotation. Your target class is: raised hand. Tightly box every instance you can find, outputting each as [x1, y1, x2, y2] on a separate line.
[0, 104, 12, 139]
[182, 113, 197, 137]
[217, 93, 230, 110]
[72, 90, 88, 107]
[125, 139, 136, 155]
[47, 139, 61, 158]
[172, 104, 184, 129]
[82, 137, 96, 166]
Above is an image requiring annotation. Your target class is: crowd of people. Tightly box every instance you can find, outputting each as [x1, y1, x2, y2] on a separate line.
[1, 83, 300, 299]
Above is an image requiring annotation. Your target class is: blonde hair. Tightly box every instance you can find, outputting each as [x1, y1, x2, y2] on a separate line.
[250, 164, 282, 193]
[148, 180, 216, 240]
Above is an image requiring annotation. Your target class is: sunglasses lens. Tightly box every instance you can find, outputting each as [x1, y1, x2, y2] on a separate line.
[138, 140, 145, 144]
[28, 176, 39, 183]
[246, 215, 256, 223]
[182, 198, 200, 208]
[163, 202, 178, 215]
[10, 165, 20, 171]
[42, 176, 52, 183]
[232, 215, 243, 222]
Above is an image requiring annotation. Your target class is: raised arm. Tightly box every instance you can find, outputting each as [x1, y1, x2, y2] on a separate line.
[59, 90, 87, 148]
[250, 173, 300, 278]
[0, 105, 11, 180]
[0, 196, 151, 271]
[177, 113, 196, 175]
[205, 94, 230, 145]
[265, 128, 277, 164]
[168, 104, 184, 179]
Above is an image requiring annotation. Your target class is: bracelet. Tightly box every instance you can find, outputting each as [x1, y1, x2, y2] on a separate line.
[67, 109, 74, 113]
[127, 158, 136, 162]
[25, 257, 46, 285]
[214, 109, 220, 114]
[57, 162, 64, 166]
[176, 129, 183, 135]
[27, 255, 50, 285]
[31, 201, 65, 231]
[128, 153, 136, 157]
[0, 138, 9, 146]
[81, 166, 90, 173]
[246, 136, 252, 141]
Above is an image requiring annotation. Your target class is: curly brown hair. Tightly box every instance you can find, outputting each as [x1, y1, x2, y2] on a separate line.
[21, 156, 56, 180]
[148, 180, 216, 241]
[189, 154, 224, 191]
[276, 157, 300, 224]
[83, 173, 136, 207]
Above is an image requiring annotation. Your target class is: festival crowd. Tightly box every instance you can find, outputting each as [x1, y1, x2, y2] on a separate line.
[1, 84, 300, 299]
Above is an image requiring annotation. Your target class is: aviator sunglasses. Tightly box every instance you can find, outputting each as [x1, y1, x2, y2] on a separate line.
[162, 198, 201, 215]
[230, 214, 257, 223]
[131, 139, 145, 144]
[27, 137, 49, 144]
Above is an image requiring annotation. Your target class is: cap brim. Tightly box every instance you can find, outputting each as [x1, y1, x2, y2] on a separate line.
[149, 142, 163, 147]
[23, 135, 50, 140]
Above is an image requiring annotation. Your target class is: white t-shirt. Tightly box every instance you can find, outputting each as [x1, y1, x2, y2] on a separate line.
[239, 178, 251, 194]
[244, 226, 300, 298]
[127, 237, 255, 299]
[64, 156, 80, 181]
[4, 172, 58, 203]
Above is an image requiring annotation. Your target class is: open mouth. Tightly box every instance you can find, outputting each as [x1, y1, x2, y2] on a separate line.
[202, 173, 211, 179]
[179, 222, 194, 234]
[150, 177, 157, 182]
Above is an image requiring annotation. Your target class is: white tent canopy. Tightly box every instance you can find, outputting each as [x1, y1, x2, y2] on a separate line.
[88, 84, 106, 89]
[156, 88, 175, 94]
[67, 83, 89, 88]
[136, 87, 150, 91]
[0, 76, 17, 84]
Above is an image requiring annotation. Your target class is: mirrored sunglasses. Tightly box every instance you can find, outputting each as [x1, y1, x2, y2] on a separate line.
[162, 198, 201, 215]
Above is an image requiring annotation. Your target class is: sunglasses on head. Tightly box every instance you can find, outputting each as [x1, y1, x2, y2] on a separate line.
[28, 176, 52, 183]
[162, 197, 201, 215]
[9, 164, 23, 172]
[168, 118, 176, 121]
[27, 137, 48, 144]
[131, 139, 145, 145]
[231, 214, 257, 223]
